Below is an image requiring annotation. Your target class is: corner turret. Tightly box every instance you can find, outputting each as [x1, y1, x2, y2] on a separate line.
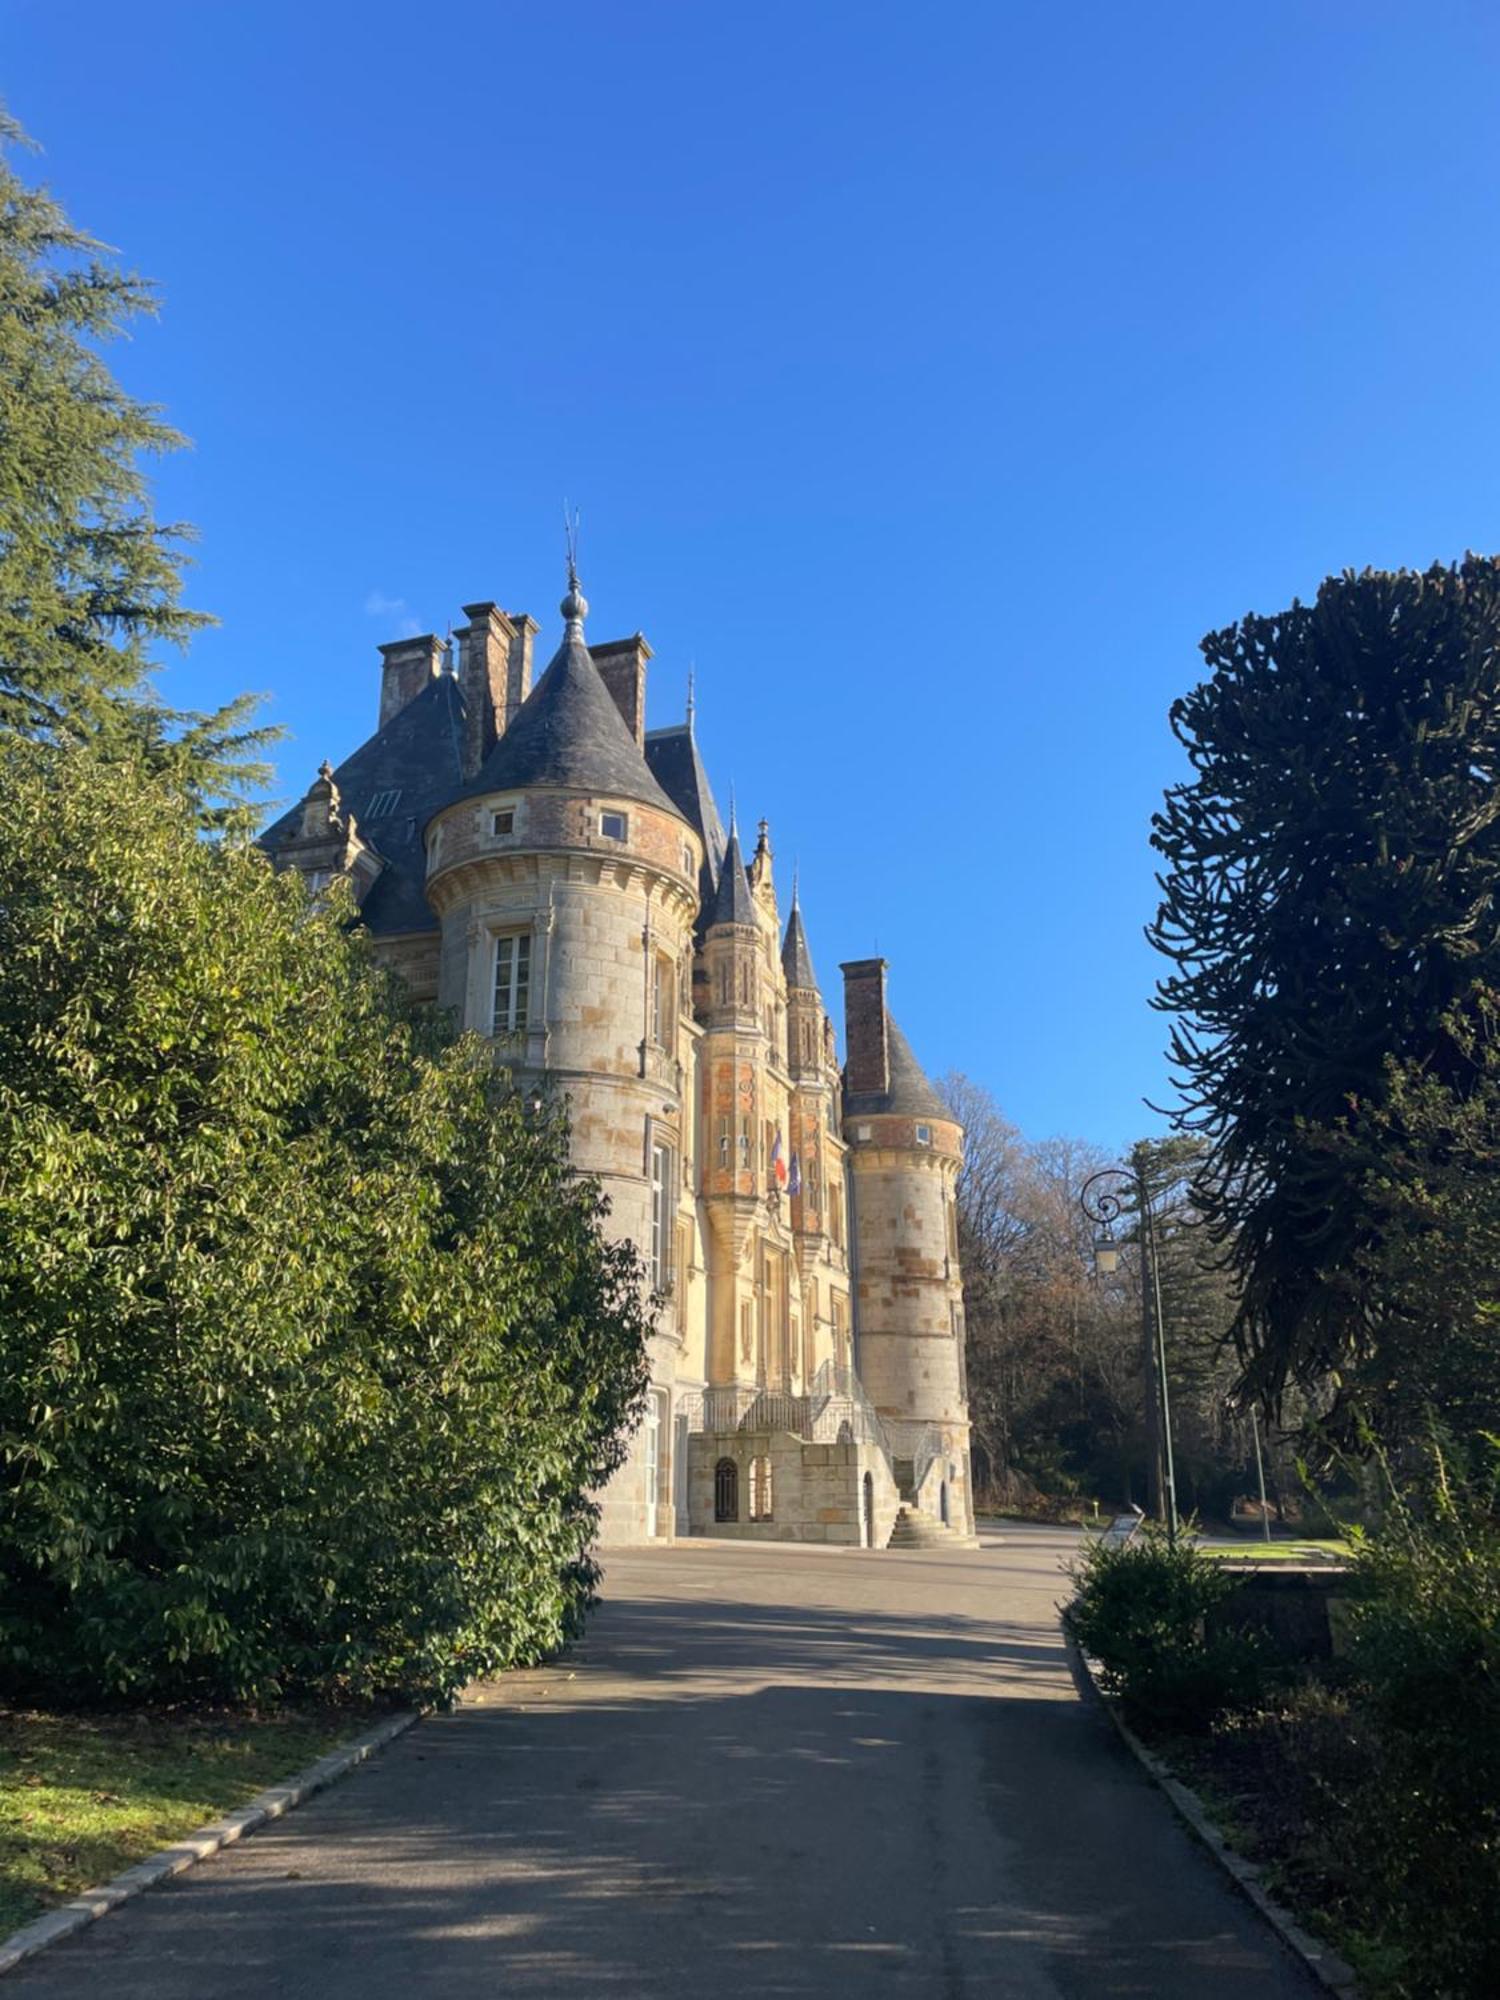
[840, 958, 974, 1540]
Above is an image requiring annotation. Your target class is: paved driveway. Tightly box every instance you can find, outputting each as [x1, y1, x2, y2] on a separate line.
[13, 1527, 1320, 1996]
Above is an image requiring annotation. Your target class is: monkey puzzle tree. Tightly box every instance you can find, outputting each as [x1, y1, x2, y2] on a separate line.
[1151, 556, 1500, 1443]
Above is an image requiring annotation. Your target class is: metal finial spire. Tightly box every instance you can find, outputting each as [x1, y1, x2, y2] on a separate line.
[560, 503, 587, 632]
[792, 860, 800, 909]
[728, 782, 738, 837]
[686, 663, 696, 733]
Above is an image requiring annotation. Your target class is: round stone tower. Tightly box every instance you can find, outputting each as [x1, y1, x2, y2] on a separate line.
[424, 567, 702, 1542]
[840, 957, 974, 1539]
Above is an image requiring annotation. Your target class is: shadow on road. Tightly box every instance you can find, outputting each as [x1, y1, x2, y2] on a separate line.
[8, 1553, 1319, 1998]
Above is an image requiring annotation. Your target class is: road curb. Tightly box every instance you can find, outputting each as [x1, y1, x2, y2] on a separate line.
[0, 1708, 419, 1979]
[1064, 1631, 1359, 1997]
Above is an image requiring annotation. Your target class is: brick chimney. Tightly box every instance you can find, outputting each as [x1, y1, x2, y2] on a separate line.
[456, 602, 538, 777]
[841, 958, 890, 1097]
[589, 634, 652, 749]
[378, 634, 444, 730]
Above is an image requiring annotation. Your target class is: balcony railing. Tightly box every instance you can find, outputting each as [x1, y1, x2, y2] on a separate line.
[678, 1360, 889, 1454]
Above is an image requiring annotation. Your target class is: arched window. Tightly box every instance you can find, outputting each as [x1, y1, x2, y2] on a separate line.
[714, 1457, 739, 1523]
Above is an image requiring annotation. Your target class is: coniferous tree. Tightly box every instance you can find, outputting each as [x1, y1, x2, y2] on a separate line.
[1151, 556, 1500, 1441]
[0, 112, 273, 820]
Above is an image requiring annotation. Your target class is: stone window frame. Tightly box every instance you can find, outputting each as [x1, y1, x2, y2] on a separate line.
[650, 951, 675, 1050]
[832, 1291, 849, 1369]
[491, 926, 532, 1037]
[649, 1137, 676, 1293]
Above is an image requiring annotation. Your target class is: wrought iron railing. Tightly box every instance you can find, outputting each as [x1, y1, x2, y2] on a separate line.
[678, 1360, 890, 1454]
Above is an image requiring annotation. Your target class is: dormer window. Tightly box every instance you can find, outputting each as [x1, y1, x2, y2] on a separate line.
[491, 808, 515, 836]
[601, 810, 628, 841]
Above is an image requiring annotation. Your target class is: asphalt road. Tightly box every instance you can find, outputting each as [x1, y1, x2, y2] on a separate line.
[14, 1526, 1322, 1997]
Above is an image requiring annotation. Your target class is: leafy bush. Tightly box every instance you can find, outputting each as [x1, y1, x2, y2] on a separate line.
[0, 741, 651, 1707]
[1067, 1529, 1267, 1729]
[1152, 1442, 1500, 1998]
[1330, 1444, 1500, 1995]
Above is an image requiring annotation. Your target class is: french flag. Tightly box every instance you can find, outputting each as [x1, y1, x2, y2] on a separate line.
[771, 1127, 789, 1187]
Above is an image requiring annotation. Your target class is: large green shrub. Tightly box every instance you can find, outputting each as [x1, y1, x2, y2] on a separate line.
[0, 740, 651, 1706]
[1067, 1530, 1266, 1729]
[1331, 1446, 1500, 1995]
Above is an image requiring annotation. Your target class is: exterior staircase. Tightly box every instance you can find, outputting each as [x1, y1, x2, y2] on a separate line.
[884, 1505, 978, 1551]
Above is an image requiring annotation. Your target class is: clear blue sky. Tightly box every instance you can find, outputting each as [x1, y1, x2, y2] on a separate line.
[7, 2, 1500, 1150]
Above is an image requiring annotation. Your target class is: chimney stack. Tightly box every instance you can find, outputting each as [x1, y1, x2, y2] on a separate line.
[589, 634, 652, 748]
[841, 958, 890, 1097]
[456, 602, 537, 777]
[377, 634, 444, 730]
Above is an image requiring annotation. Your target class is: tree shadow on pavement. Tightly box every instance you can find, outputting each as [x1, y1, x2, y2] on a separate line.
[8, 1583, 1320, 1998]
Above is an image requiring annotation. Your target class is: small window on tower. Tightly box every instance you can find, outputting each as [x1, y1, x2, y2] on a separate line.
[491, 808, 515, 836]
[683, 842, 694, 875]
[601, 810, 628, 840]
[916, 1123, 932, 1146]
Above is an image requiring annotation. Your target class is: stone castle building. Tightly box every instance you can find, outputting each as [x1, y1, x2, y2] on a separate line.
[265, 567, 974, 1549]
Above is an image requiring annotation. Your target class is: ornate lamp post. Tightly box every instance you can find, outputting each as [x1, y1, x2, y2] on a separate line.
[1080, 1160, 1179, 1545]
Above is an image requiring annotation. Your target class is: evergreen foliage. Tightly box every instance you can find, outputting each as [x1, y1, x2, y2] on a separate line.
[0, 740, 651, 1706]
[1151, 556, 1500, 1436]
[0, 112, 274, 821]
[1323, 996, 1500, 1448]
[1066, 1529, 1263, 1729]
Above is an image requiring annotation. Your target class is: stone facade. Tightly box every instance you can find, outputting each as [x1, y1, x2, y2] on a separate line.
[687, 1432, 900, 1547]
[264, 568, 974, 1550]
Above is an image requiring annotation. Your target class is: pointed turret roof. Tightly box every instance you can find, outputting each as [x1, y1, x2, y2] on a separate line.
[458, 568, 680, 816]
[844, 1019, 950, 1121]
[781, 897, 818, 990]
[708, 819, 755, 928]
[644, 718, 727, 917]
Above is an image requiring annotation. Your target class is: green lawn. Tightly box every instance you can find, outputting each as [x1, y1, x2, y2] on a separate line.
[0, 1706, 366, 1934]
[1198, 1537, 1353, 1563]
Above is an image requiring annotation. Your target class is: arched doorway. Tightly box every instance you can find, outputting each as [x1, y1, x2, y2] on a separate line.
[862, 1471, 875, 1548]
[714, 1458, 739, 1523]
[940, 1479, 950, 1526]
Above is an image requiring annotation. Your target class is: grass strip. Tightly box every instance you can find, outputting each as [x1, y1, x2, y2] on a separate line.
[0, 1704, 367, 1933]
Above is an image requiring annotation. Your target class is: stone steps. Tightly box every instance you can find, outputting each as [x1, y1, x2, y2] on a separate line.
[885, 1505, 978, 1551]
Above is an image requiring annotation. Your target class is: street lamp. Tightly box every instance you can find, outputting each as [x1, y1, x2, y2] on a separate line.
[1080, 1162, 1179, 1545]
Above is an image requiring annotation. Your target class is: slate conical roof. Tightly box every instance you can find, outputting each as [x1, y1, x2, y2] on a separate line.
[781, 899, 818, 990]
[460, 573, 680, 817]
[644, 719, 727, 918]
[708, 821, 755, 928]
[844, 1018, 951, 1121]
